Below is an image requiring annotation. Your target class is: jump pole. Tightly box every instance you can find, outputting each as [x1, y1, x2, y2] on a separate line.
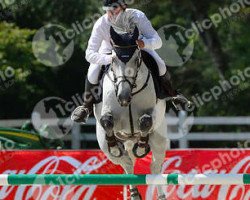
[0, 174, 250, 186]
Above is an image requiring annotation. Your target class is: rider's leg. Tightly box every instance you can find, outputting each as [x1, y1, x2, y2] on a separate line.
[71, 64, 101, 123]
[143, 49, 191, 107]
[143, 49, 177, 96]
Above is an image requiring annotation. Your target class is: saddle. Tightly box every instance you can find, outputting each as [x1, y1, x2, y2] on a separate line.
[97, 50, 166, 104]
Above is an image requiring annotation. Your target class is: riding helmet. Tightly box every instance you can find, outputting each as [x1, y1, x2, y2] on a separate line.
[103, 0, 127, 10]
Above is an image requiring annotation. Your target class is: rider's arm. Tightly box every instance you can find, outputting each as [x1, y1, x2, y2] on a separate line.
[85, 18, 113, 65]
[138, 12, 162, 50]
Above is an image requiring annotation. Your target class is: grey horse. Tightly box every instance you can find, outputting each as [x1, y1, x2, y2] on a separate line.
[94, 26, 168, 200]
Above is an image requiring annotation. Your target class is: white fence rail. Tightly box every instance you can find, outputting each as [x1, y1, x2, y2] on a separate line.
[0, 115, 250, 149]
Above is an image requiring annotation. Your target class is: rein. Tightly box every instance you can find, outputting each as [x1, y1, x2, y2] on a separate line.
[132, 70, 150, 96]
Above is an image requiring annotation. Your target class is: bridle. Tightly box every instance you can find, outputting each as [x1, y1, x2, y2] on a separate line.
[110, 44, 144, 96]
[108, 44, 151, 135]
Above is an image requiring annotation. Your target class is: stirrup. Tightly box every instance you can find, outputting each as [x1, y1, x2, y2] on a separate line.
[171, 93, 192, 111]
[173, 95, 191, 104]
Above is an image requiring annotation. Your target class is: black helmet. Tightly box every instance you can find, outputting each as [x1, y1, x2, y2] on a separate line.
[103, 0, 127, 11]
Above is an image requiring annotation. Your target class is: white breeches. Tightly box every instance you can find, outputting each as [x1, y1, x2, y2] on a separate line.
[87, 50, 166, 84]
[87, 64, 102, 84]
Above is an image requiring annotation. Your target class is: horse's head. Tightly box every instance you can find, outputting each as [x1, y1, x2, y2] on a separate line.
[110, 26, 142, 107]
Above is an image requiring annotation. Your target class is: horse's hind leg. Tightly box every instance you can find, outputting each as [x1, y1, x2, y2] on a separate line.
[149, 131, 168, 200]
[119, 157, 142, 200]
[96, 127, 142, 200]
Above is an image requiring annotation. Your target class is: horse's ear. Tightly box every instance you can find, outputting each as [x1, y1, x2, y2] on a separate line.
[110, 26, 121, 45]
[132, 26, 139, 41]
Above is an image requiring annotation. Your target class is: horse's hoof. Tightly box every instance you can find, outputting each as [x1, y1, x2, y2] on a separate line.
[109, 145, 123, 157]
[130, 188, 142, 200]
[158, 194, 166, 200]
[132, 143, 151, 158]
[139, 114, 152, 133]
[131, 194, 142, 200]
[100, 114, 114, 132]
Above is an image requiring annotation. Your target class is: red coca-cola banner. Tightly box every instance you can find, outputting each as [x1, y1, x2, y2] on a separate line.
[0, 149, 249, 200]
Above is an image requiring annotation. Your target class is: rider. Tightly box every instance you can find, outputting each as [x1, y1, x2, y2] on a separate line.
[71, 0, 189, 123]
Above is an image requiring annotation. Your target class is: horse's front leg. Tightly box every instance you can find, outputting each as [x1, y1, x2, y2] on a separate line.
[133, 114, 152, 158]
[100, 113, 123, 157]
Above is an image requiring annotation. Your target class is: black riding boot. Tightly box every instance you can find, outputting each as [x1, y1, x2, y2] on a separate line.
[160, 71, 191, 109]
[71, 79, 98, 123]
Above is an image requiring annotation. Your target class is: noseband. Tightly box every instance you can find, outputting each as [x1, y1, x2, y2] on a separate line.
[110, 45, 143, 96]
